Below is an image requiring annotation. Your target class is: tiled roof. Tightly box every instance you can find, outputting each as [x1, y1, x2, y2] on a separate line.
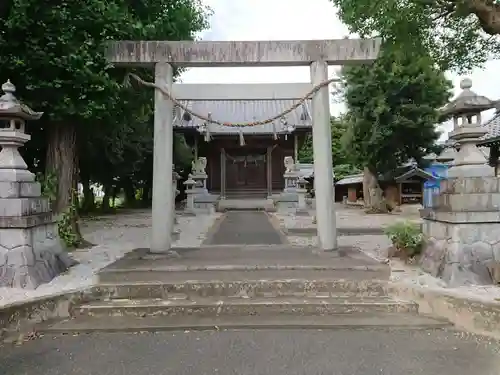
[394, 168, 434, 183]
[482, 112, 500, 140]
[173, 99, 312, 134]
[336, 174, 363, 185]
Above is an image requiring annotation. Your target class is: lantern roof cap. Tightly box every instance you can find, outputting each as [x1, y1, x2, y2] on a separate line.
[0, 80, 43, 120]
[441, 78, 496, 116]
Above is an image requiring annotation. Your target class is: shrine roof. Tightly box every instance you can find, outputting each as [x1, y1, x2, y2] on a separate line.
[173, 99, 312, 134]
[478, 111, 500, 146]
[336, 174, 363, 185]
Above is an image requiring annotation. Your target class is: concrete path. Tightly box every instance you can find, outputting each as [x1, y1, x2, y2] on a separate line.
[1, 329, 499, 375]
[204, 211, 284, 245]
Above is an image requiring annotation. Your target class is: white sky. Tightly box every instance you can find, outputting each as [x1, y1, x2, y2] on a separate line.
[180, 0, 500, 139]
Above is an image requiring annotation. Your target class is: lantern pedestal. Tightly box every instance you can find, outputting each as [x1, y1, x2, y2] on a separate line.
[0, 80, 75, 289]
[419, 78, 499, 286]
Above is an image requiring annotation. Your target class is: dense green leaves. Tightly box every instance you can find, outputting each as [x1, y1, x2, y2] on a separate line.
[330, 0, 500, 71]
[341, 47, 452, 176]
[299, 117, 352, 164]
[0, 0, 210, 214]
[298, 117, 361, 181]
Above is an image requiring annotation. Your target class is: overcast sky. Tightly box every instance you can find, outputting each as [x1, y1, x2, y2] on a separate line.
[180, 0, 500, 138]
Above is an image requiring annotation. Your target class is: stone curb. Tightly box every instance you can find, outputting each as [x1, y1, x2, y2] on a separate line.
[0, 288, 94, 343]
[388, 283, 500, 339]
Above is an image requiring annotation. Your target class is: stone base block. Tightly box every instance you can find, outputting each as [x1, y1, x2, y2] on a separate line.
[306, 197, 316, 210]
[0, 223, 75, 289]
[420, 219, 499, 286]
[193, 194, 218, 214]
[0, 197, 51, 216]
[172, 230, 180, 242]
[274, 193, 298, 213]
[0, 181, 41, 198]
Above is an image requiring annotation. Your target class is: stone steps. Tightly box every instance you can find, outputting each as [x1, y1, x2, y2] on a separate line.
[41, 313, 451, 333]
[93, 277, 388, 300]
[75, 296, 418, 318]
[41, 246, 440, 333]
[99, 266, 389, 284]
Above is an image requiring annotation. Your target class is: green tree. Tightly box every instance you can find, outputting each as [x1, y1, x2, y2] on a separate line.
[330, 0, 500, 71]
[341, 47, 451, 210]
[298, 116, 353, 165]
[0, 0, 209, 244]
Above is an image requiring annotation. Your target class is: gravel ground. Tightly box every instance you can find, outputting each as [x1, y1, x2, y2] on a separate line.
[0, 210, 221, 307]
[276, 205, 500, 304]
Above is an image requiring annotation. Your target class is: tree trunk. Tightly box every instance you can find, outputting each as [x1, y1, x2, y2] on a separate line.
[467, 0, 500, 35]
[81, 179, 95, 213]
[112, 186, 118, 208]
[101, 184, 112, 212]
[46, 123, 77, 215]
[141, 179, 152, 206]
[362, 167, 387, 213]
[123, 178, 137, 207]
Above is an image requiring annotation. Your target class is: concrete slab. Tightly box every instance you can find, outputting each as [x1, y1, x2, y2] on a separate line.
[41, 313, 451, 334]
[97, 246, 389, 283]
[2, 329, 499, 374]
[285, 227, 385, 236]
[94, 276, 388, 299]
[76, 296, 417, 318]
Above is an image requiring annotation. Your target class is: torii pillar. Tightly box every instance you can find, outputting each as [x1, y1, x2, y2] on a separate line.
[105, 39, 381, 252]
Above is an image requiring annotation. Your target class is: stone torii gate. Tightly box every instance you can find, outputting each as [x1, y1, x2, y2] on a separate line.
[105, 39, 381, 252]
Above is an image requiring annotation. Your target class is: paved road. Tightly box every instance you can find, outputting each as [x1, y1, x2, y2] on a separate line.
[2, 328, 499, 375]
[204, 211, 284, 245]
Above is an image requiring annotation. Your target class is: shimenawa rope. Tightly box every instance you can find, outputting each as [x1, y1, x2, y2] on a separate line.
[124, 73, 339, 128]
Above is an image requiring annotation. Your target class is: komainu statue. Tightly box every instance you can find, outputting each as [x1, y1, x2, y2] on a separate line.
[284, 156, 296, 173]
[191, 157, 207, 175]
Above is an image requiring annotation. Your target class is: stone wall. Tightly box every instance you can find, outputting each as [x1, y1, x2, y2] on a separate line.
[419, 177, 500, 286]
[0, 181, 73, 289]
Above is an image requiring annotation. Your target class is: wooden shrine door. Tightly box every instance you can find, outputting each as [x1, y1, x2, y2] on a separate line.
[225, 149, 267, 196]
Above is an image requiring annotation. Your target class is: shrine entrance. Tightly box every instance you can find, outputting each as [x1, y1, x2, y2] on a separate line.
[225, 148, 268, 198]
[105, 38, 381, 251]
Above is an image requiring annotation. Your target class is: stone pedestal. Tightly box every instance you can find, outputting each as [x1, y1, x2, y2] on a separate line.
[295, 177, 309, 216]
[275, 171, 301, 213]
[183, 175, 217, 215]
[191, 172, 208, 195]
[0, 80, 74, 289]
[0, 181, 73, 288]
[191, 170, 217, 213]
[183, 177, 196, 216]
[419, 77, 500, 287]
[420, 177, 500, 286]
[283, 171, 300, 193]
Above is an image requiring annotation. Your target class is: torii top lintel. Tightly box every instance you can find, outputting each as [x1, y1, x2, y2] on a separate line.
[105, 38, 382, 68]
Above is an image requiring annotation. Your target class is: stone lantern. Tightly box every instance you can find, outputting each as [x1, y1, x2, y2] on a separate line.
[183, 176, 196, 215]
[441, 78, 496, 177]
[419, 78, 500, 287]
[0, 80, 43, 182]
[0, 80, 74, 289]
[295, 177, 309, 216]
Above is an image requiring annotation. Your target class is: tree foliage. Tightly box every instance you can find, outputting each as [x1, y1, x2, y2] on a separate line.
[341, 47, 452, 178]
[299, 116, 361, 180]
[299, 117, 352, 164]
[0, 0, 210, 245]
[330, 0, 500, 71]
